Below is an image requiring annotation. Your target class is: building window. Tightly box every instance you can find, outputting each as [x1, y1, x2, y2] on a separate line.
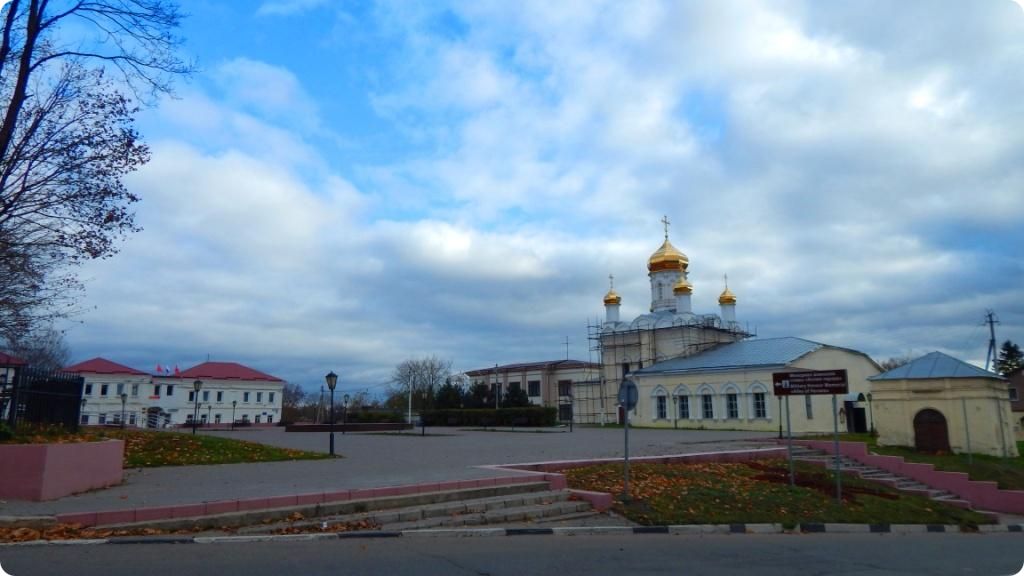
[267, 415, 272, 424]
[242, 414, 250, 423]
[244, 392, 250, 402]
[255, 415, 262, 424]
[129, 413, 137, 425]
[166, 385, 174, 396]
[186, 414, 194, 423]
[1011, 388, 1019, 402]
[100, 384, 108, 396]
[753, 393, 767, 418]
[131, 383, 139, 397]
[269, 392, 275, 403]
[116, 383, 125, 396]
[217, 391, 223, 402]
[81, 414, 89, 425]
[558, 381, 572, 396]
[678, 396, 689, 419]
[84, 383, 93, 396]
[203, 390, 210, 402]
[727, 393, 739, 419]
[112, 413, 121, 424]
[558, 404, 572, 421]
[621, 363, 630, 378]
[656, 396, 667, 420]
[200, 414, 208, 424]
[154, 384, 161, 397]
[188, 391, 195, 402]
[257, 392, 263, 403]
[702, 394, 713, 419]
[98, 413, 107, 424]
[528, 381, 541, 396]
[805, 396, 813, 419]
[215, 413, 222, 424]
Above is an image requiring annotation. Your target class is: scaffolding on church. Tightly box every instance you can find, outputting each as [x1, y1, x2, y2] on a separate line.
[579, 315, 756, 425]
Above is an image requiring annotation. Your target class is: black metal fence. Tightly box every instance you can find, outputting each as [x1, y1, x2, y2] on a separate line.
[2, 367, 84, 430]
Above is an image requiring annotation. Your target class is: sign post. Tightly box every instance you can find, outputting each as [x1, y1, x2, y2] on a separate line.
[773, 370, 849, 501]
[618, 378, 638, 503]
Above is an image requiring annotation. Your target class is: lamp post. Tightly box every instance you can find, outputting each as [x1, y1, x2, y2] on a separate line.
[120, 393, 127, 429]
[778, 397, 784, 439]
[867, 393, 875, 436]
[80, 398, 87, 427]
[342, 394, 350, 435]
[325, 371, 338, 456]
[421, 389, 428, 437]
[231, 400, 237, 431]
[192, 380, 203, 435]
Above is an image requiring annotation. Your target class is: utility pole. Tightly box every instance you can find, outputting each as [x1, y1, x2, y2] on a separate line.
[563, 336, 570, 361]
[985, 310, 1000, 372]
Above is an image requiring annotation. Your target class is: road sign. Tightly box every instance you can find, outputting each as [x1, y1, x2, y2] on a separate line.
[618, 379, 638, 410]
[772, 369, 848, 396]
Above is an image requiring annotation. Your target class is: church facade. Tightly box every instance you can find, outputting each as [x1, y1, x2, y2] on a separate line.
[577, 221, 879, 433]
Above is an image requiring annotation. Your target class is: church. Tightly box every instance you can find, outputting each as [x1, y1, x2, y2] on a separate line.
[573, 218, 879, 434]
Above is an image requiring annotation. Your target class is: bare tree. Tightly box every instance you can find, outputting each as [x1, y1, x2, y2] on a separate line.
[0, 1, 191, 339]
[390, 355, 452, 410]
[877, 355, 914, 372]
[4, 326, 70, 371]
[281, 382, 306, 422]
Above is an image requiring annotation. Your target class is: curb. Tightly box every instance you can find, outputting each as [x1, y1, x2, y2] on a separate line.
[2, 523, 1021, 546]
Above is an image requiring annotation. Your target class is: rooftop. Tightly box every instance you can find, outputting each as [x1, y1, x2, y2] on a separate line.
[465, 359, 599, 376]
[868, 351, 1003, 381]
[177, 361, 283, 382]
[64, 357, 149, 376]
[633, 337, 826, 376]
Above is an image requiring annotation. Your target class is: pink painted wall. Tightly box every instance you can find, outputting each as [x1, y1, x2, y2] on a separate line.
[794, 440, 1024, 514]
[0, 440, 124, 501]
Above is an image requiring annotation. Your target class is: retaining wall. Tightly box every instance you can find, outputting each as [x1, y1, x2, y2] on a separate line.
[0, 440, 124, 501]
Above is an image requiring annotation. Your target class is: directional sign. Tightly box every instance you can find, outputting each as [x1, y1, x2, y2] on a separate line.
[772, 370, 848, 396]
[618, 379, 638, 410]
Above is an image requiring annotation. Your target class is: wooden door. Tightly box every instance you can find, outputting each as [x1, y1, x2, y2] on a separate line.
[913, 409, 951, 453]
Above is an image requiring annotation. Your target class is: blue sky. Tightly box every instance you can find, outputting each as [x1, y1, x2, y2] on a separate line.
[61, 0, 1024, 396]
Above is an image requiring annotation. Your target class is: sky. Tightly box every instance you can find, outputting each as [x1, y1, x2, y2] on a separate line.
[57, 0, 1024, 397]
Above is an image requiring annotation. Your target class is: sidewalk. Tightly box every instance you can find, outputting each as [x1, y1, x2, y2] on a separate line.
[0, 427, 775, 517]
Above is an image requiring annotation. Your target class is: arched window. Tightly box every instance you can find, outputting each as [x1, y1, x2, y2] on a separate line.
[748, 382, 770, 419]
[673, 385, 691, 420]
[723, 383, 741, 419]
[651, 385, 668, 420]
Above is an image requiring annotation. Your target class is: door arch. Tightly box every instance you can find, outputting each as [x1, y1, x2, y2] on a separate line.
[913, 409, 950, 453]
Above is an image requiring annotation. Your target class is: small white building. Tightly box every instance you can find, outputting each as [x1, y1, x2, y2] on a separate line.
[65, 358, 285, 428]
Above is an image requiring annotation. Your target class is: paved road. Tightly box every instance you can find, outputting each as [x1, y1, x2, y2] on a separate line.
[1, 534, 1020, 576]
[0, 427, 776, 516]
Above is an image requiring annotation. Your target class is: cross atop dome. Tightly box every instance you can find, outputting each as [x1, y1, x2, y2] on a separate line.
[661, 214, 670, 240]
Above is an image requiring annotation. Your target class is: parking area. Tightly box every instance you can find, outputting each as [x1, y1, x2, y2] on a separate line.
[0, 426, 776, 516]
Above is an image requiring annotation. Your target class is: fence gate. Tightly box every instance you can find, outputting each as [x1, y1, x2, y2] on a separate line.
[4, 367, 84, 430]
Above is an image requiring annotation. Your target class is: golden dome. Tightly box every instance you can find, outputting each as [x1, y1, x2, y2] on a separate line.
[718, 287, 737, 305]
[672, 277, 693, 295]
[603, 289, 621, 305]
[648, 239, 689, 273]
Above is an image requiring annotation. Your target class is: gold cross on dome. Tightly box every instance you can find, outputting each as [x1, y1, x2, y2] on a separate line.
[608, 274, 615, 290]
[661, 215, 671, 240]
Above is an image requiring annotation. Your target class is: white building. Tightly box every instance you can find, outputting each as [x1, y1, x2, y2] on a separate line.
[65, 358, 285, 428]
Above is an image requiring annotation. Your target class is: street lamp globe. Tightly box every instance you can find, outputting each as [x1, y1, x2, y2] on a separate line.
[193, 379, 203, 392]
[325, 371, 338, 391]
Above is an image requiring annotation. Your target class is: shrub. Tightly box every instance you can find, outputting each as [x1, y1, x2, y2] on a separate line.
[421, 407, 557, 427]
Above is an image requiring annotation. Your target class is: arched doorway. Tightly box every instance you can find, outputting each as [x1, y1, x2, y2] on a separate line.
[913, 409, 950, 453]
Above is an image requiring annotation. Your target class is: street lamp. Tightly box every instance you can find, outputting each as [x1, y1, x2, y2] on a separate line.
[421, 389, 428, 437]
[568, 393, 574, 433]
[325, 371, 338, 456]
[192, 380, 203, 435]
[80, 398, 87, 427]
[342, 393, 350, 435]
[120, 393, 128, 429]
[231, 400, 237, 431]
[672, 394, 678, 430]
[867, 393, 875, 436]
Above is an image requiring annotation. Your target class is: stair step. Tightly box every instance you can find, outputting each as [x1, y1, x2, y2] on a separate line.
[386, 500, 592, 530]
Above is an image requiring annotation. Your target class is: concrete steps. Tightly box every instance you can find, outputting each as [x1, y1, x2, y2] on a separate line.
[788, 447, 972, 508]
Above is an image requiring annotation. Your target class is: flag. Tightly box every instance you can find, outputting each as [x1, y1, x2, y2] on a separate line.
[173, 365, 180, 376]
[155, 363, 163, 374]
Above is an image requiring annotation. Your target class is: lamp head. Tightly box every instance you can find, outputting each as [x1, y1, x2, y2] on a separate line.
[325, 371, 338, 391]
[193, 379, 203, 392]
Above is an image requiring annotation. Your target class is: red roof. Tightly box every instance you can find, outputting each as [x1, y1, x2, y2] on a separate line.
[0, 352, 27, 366]
[178, 362, 283, 382]
[64, 357, 148, 376]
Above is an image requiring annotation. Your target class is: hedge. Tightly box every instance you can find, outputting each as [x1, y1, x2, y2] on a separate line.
[421, 407, 557, 427]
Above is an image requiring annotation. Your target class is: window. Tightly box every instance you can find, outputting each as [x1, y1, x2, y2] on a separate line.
[129, 413, 137, 425]
[678, 396, 690, 419]
[255, 415, 262, 424]
[267, 415, 272, 424]
[727, 393, 739, 419]
[203, 390, 210, 402]
[805, 396, 813, 419]
[621, 363, 630, 378]
[754, 393, 767, 418]
[528, 381, 541, 396]
[269, 392, 275, 403]
[200, 414, 207, 424]
[98, 413, 107, 424]
[558, 404, 572, 421]
[84, 383, 93, 396]
[1011, 388, 1019, 402]
[116, 383, 125, 396]
[166, 385, 174, 396]
[186, 414, 194, 423]
[702, 394, 713, 419]
[244, 392, 250, 402]
[558, 381, 572, 396]
[257, 392, 263, 403]
[112, 413, 121, 424]
[154, 384, 161, 397]
[188, 391, 195, 402]
[100, 384, 108, 396]
[131, 383, 139, 397]
[215, 414, 222, 424]
[242, 414, 250, 423]
[217, 391, 223, 402]
[81, 414, 89, 425]
[656, 396, 667, 420]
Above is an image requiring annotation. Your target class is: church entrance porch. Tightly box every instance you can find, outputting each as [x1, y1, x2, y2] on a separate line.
[913, 408, 951, 453]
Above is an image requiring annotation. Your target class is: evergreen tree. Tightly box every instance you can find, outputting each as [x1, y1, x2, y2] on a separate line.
[996, 340, 1023, 375]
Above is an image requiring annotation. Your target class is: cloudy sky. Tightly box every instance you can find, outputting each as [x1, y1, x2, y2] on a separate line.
[61, 0, 1024, 396]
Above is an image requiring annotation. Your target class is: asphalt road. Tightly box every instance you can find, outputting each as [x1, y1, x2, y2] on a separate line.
[2, 534, 1021, 576]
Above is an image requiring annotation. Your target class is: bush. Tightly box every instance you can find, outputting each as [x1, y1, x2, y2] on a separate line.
[348, 411, 405, 424]
[421, 407, 557, 427]
[0, 422, 12, 441]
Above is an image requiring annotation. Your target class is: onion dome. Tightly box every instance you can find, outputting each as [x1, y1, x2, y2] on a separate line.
[603, 289, 621, 306]
[672, 277, 693, 295]
[718, 286, 737, 305]
[648, 239, 689, 273]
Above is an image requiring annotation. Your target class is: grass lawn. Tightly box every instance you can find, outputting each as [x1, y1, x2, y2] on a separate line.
[1, 425, 332, 468]
[806, 433, 1024, 491]
[564, 459, 992, 527]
